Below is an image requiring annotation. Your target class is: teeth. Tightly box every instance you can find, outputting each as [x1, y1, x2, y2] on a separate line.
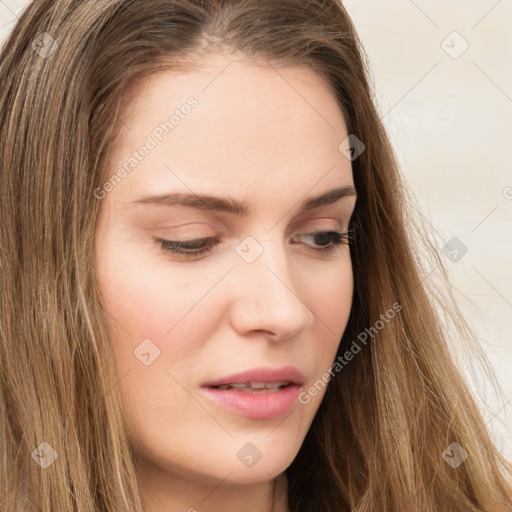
[213, 380, 291, 390]
[230, 382, 251, 388]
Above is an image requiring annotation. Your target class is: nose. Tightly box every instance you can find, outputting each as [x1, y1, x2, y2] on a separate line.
[227, 236, 315, 341]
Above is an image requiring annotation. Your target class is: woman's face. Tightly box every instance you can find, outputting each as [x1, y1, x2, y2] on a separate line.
[94, 51, 356, 488]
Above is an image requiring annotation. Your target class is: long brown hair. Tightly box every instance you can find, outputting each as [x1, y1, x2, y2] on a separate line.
[1, 0, 511, 510]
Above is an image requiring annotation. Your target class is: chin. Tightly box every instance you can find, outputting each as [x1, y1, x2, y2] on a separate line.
[213, 438, 299, 484]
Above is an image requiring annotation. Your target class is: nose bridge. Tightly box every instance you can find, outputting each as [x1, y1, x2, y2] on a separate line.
[229, 233, 314, 337]
[236, 233, 293, 288]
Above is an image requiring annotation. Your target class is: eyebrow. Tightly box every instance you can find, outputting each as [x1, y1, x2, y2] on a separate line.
[129, 185, 357, 216]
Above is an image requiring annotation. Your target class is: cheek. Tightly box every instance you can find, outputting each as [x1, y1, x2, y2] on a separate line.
[96, 233, 214, 349]
[96, 250, 221, 444]
[321, 261, 353, 327]
[303, 253, 353, 335]
[300, 258, 353, 394]
[93, 214, 213, 343]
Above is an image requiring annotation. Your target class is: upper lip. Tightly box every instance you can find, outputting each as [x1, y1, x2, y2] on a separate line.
[202, 365, 305, 387]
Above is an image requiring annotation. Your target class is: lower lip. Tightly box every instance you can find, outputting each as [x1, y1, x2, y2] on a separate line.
[200, 384, 302, 420]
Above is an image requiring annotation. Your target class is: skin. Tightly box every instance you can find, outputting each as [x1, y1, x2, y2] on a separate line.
[94, 49, 357, 512]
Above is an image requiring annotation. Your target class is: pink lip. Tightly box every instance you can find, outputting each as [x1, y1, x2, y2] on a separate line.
[200, 365, 305, 420]
[201, 365, 305, 387]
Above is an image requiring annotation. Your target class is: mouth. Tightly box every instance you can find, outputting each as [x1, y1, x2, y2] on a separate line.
[201, 365, 304, 389]
[200, 366, 304, 420]
[207, 380, 293, 392]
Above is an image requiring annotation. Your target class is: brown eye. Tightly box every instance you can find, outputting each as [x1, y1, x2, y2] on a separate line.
[291, 230, 352, 255]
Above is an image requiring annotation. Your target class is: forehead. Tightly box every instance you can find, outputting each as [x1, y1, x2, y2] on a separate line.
[104, 51, 352, 204]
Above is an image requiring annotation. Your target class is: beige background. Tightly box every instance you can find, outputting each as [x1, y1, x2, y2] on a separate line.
[1, 0, 511, 460]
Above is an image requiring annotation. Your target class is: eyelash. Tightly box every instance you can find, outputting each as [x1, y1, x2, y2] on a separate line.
[156, 229, 354, 259]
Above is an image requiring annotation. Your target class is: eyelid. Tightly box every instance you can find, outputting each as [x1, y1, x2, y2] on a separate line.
[153, 216, 332, 237]
[152, 211, 351, 237]
[155, 227, 354, 259]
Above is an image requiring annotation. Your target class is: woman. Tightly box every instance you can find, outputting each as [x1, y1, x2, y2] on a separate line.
[1, 0, 511, 510]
